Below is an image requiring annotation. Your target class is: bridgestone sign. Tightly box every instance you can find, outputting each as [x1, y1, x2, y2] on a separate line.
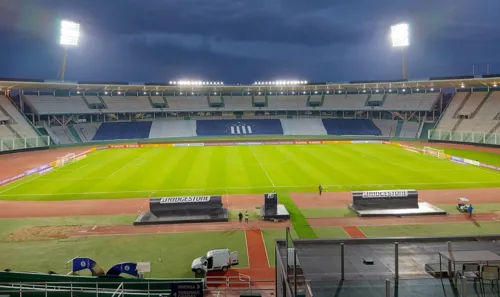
[159, 196, 211, 204]
[361, 190, 409, 199]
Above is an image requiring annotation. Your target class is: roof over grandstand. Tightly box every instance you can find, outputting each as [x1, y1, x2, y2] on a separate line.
[1, 75, 499, 92]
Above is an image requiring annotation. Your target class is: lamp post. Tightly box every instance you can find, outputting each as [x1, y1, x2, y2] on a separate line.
[59, 20, 80, 81]
[391, 23, 409, 80]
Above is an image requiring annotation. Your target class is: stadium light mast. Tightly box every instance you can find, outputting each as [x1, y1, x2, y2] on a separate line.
[59, 20, 80, 81]
[391, 23, 409, 80]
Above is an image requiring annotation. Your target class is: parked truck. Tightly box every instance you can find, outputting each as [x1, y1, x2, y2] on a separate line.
[191, 249, 239, 274]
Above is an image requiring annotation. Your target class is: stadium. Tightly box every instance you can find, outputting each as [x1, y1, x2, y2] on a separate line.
[1, 19, 500, 297]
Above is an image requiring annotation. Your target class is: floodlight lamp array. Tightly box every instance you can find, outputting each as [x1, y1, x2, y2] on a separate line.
[60, 20, 80, 46]
[391, 23, 409, 47]
[253, 80, 307, 85]
[170, 81, 224, 86]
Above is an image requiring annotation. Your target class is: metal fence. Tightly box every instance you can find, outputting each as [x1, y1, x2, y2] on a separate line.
[0, 136, 50, 152]
[428, 129, 500, 145]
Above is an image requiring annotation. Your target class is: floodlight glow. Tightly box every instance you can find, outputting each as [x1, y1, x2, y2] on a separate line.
[391, 23, 409, 47]
[104, 91, 108, 95]
[214, 92, 217, 95]
[326, 91, 329, 94]
[258, 92, 261, 95]
[402, 89, 406, 92]
[292, 91, 295, 94]
[156, 92, 159, 95]
[363, 90, 366, 93]
[77, 91, 80, 94]
[494, 84, 498, 87]
[375, 89, 379, 93]
[303, 91, 306, 94]
[117, 91, 121, 95]
[430, 88, 434, 91]
[179, 92, 183, 95]
[60, 20, 80, 46]
[416, 88, 420, 91]
[314, 91, 318, 94]
[269, 92, 272, 94]
[144, 92, 147, 95]
[191, 92, 194, 95]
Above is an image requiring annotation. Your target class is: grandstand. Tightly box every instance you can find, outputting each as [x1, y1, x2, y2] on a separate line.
[1, 75, 500, 148]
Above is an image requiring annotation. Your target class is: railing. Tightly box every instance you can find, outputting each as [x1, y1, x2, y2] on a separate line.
[428, 129, 500, 145]
[0, 136, 51, 152]
[0, 278, 275, 297]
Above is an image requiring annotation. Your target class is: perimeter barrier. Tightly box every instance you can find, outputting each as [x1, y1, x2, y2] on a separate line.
[429, 129, 500, 146]
[0, 136, 50, 153]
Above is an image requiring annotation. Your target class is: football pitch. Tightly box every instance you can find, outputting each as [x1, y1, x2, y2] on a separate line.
[1, 143, 500, 201]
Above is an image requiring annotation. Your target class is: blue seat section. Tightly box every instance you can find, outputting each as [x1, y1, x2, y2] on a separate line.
[322, 119, 382, 136]
[196, 119, 284, 136]
[92, 122, 153, 140]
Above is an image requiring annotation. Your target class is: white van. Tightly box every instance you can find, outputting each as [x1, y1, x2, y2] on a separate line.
[191, 249, 239, 274]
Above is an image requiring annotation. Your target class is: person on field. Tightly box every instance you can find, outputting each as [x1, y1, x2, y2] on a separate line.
[468, 205, 473, 217]
[238, 212, 243, 223]
[318, 185, 323, 195]
[245, 211, 249, 223]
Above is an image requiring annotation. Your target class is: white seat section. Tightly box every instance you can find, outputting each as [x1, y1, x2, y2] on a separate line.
[457, 92, 487, 117]
[0, 96, 39, 137]
[309, 95, 323, 102]
[83, 96, 102, 104]
[267, 96, 308, 110]
[209, 96, 222, 103]
[369, 94, 385, 102]
[474, 91, 500, 120]
[166, 96, 209, 110]
[254, 96, 266, 103]
[24, 95, 91, 114]
[372, 119, 398, 137]
[101, 96, 153, 112]
[436, 92, 468, 130]
[400, 121, 420, 138]
[224, 96, 253, 110]
[322, 94, 368, 110]
[73, 123, 102, 142]
[0, 124, 16, 139]
[149, 120, 197, 138]
[0, 109, 9, 121]
[150, 96, 165, 104]
[49, 126, 77, 144]
[280, 119, 327, 135]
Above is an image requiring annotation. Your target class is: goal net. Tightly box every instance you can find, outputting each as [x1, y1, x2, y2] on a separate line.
[423, 147, 446, 159]
[56, 153, 77, 166]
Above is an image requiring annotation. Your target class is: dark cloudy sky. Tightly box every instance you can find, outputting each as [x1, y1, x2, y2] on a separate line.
[0, 0, 499, 84]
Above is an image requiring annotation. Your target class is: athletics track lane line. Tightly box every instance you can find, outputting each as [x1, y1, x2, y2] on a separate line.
[342, 226, 367, 238]
[245, 229, 269, 268]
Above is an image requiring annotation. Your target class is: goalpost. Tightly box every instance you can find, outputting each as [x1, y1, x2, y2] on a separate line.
[423, 147, 446, 159]
[56, 153, 77, 166]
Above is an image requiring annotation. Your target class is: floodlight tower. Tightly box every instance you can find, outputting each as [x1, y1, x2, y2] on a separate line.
[391, 23, 409, 80]
[59, 20, 80, 81]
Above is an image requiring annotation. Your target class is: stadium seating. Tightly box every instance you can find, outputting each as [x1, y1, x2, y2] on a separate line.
[0, 96, 39, 138]
[267, 95, 308, 110]
[399, 121, 421, 138]
[280, 119, 327, 135]
[436, 91, 500, 135]
[92, 122, 153, 140]
[24, 95, 91, 114]
[379, 92, 438, 111]
[149, 120, 197, 138]
[0, 124, 16, 139]
[196, 119, 284, 136]
[224, 96, 253, 110]
[0, 109, 9, 122]
[322, 119, 382, 136]
[322, 94, 368, 110]
[101, 96, 153, 112]
[372, 119, 398, 137]
[73, 123, 102, 142]
[166, 96, 209, 110]
[49, 126, 78, 144]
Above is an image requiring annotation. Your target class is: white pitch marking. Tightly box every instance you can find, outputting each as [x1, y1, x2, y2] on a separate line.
[249, 146, 276, 188]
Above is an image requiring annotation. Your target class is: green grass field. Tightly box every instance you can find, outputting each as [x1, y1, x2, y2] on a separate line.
[1, 144, 500, 200]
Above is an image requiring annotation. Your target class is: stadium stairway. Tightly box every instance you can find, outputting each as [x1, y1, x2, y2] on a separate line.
[81, 96, 92, 109]
[395, 120, 404, 137]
